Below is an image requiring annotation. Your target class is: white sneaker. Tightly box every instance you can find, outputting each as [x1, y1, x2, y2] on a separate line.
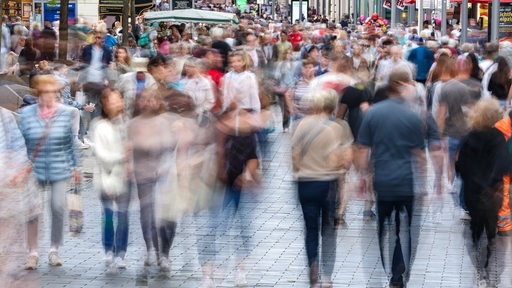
[83, 137, 94, 148]
[159, 257, 171, 272]
[114, 257, 126, 269]
[460, 210, 471, 221]
[77, 141, 90, 149]
[48, 251, 62, 266]
[103, 251, 114, 267]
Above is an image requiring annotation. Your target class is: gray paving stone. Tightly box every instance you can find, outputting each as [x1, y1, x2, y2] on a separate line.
[5, 107, 509, 287]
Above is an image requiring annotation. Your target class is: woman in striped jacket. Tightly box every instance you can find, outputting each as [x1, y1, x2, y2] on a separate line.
[19, 74, 81, 269]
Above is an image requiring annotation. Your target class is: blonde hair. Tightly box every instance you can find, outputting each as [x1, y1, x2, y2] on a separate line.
[31, 75, 59, 94]
[469, 98, 504, 131]
[230, 50, 250, 71]
[308, 89, 338, 115]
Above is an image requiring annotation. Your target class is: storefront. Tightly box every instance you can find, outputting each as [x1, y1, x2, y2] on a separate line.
[2, 0, 33, 21]
[40, 2, 77, 24]
[4, 0, 78, 27]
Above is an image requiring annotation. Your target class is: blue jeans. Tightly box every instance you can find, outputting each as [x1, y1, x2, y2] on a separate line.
[448, 137, 465, 209]
[220, 185, 251, 261]
[101, 191, 130, 258]
[297, 180, 338, 279]
[136, 180, 159, 253]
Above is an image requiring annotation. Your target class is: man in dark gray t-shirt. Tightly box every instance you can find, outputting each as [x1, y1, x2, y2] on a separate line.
[356, 65, 425, 288]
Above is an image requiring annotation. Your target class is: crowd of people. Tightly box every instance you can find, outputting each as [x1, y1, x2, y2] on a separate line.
[1, 10, 512, 288]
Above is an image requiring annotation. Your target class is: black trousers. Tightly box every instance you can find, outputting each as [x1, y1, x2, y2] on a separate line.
[377, 196, 414, 286]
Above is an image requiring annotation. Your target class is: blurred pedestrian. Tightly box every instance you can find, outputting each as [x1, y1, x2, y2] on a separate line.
[116, 57, 158, 118]
[128, 89, 166, 270]
[355, 65, 425, 288]
[1, 15, 11, 72]
[40, 21, 57, 61]
[109, 46, 133, 86]
[222, 51, 260, 113]
[274, 48, 295, 132]
[291, 89, 353, 287]
[214, 106, 261, 285]
[19, 74, 81, 269]
[487, 56, 511, 108]
[91, 88, 131, 269]
[53, 63, 94, 149]
[0, 107, 41, 285]
[79, 30, 113, 143]
[181, 57, 216, 124]
[455, 98, 509, 281]
[18, 37, 40, 78]
[289, 58, 315, 126]
[436, 54, 481, 216]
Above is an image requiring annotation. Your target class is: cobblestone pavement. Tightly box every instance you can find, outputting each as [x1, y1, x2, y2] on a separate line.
[10, 107, 512, 288]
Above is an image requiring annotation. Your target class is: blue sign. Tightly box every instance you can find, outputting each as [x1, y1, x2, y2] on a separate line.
[44, 3, 76, 25]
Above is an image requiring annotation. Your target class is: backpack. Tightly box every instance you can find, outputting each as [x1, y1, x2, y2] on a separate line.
[138, 32, 150, 47]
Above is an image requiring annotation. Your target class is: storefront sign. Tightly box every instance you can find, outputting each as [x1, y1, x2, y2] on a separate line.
[135, 0, 153, 14]
[44, 3, 76, 24]
[22, 2, 31, 19]
[236, 0, 247, 12]
[383, 0, 405, 10]
[99, 0, 152, 15]
[499, 3, 512, 41]
[171, 0, 193, 9]
[99, 6, 123, 15]
[99, 0, 122, 14]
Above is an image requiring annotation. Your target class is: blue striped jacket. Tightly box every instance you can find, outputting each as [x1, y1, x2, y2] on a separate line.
[19, 104, 80, 182]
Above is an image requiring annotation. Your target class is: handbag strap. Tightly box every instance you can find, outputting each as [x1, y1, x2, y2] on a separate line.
[31, 119, 52, 162]
[299, 119, 331, 159]
[293, 118, 332, 167]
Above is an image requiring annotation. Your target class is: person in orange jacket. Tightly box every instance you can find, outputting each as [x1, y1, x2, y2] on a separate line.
[493, 111, 512, 236]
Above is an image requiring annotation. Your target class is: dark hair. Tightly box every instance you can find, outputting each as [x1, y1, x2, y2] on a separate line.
[381, 38, 394, 46]
[162, 89, 196, 116]
[306, 44, 318, 54]
[24, 37, 35, 51]
[493, 56, 511, 88]
[466, 53, 482, 81]
[147, 53, 168, 69]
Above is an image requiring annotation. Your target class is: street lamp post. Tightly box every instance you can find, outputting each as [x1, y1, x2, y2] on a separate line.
[441, 0, 447, 36]
[490, 0, 499, 41]
[353, 0, 358, 27]
[418, 0, 424, 29]
[391, 0, 397, 28]
[460, 0, 468, 43]
[299, 0, 303, 21]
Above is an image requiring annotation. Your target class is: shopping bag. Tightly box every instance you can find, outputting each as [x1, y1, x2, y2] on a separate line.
[68, 183, 83, 236]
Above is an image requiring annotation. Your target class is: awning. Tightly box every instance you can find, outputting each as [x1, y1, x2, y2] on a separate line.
[143, 9, 239, 25]
[450, 0, 512, 3]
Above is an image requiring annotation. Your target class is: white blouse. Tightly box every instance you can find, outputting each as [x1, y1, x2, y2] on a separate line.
[222, 70, 261, 112]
